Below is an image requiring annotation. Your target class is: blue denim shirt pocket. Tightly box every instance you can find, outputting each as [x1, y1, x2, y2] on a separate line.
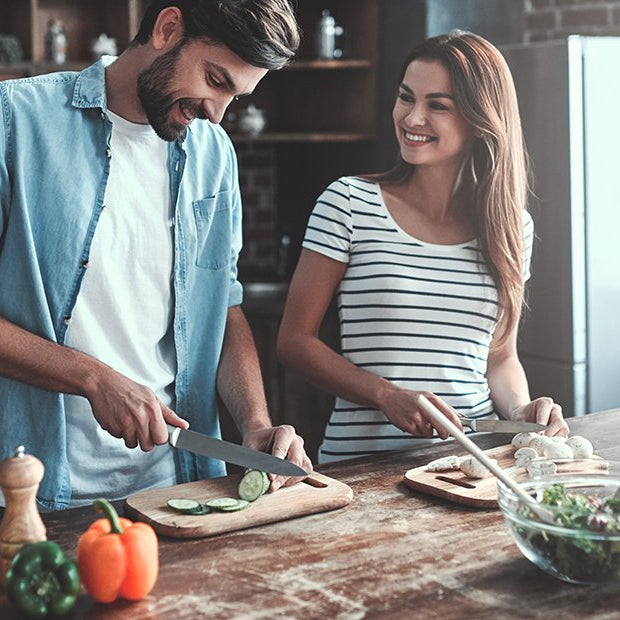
[193, 191, 232, 269]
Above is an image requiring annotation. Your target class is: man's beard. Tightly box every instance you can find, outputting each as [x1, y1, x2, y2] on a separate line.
[136, 41, 207, 142]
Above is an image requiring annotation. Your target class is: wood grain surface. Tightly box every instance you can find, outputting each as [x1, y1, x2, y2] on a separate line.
[403, 443, 609, 507]
[124, 471, 353, 538]
[1, 409, 620, 619]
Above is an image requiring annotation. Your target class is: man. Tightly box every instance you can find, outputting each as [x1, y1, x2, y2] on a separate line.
[0, 0, 312, 510]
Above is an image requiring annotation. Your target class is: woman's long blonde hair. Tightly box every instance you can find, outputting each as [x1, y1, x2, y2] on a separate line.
[373, 31, 528, 346]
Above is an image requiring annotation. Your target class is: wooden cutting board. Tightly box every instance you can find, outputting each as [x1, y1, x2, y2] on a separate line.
[403, 444, 608, 508]
[124, 471, 353, 539]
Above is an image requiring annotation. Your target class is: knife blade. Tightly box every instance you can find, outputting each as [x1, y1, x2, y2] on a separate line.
[166, 425, 307, 477]
[462, 419, 546, 433]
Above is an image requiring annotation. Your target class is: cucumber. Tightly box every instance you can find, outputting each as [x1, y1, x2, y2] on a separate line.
[168, 470, 269, 516]
[205, 497, 250, 512]
[167, 498, 210, 515]
[237, 469, 270, 502]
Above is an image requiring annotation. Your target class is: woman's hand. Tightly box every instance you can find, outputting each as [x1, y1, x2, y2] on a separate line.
[510, 397, 569, 437]
[242, 425, 313, 492]
[378, 388, 463, 439]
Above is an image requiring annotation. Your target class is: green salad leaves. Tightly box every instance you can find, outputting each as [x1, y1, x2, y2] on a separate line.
[519, 483, 620, 583]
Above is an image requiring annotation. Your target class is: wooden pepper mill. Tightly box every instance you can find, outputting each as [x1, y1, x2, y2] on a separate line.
[0, 446, 46, 587]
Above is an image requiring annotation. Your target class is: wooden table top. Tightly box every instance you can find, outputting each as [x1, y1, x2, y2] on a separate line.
[1, 409, 619, 619]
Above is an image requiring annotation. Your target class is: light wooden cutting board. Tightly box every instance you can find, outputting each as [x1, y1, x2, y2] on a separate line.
[403, 444, 608, 508]
[124, 471, 353, 539]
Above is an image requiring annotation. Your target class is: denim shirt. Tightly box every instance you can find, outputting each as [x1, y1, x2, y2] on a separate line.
[0, 58, 243, 510]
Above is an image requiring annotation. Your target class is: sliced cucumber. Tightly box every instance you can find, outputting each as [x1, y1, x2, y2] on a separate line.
[238, 469, 270, 502]
[205, 497, 250, 512]
[167, 498, 210, 515]
[168, 470, 269, 517]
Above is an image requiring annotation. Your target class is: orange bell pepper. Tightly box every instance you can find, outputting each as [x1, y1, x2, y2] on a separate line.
[77, 498, 158, 603]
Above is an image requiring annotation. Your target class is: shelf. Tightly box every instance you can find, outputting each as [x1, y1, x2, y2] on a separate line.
[230, 132, 375, 144]
[284, 59, 373, 71]
[1, 58, 375, 78]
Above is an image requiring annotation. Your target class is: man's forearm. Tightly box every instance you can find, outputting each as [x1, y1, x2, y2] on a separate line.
[216, 305, 272, 436]
[0, 314, 101, 397]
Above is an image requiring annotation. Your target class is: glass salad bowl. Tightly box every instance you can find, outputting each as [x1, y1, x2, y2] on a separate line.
[497, 461, 620, 584]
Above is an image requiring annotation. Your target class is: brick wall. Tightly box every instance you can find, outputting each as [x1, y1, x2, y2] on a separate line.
[235, 142, 278, 279]
[524, 0, 620, 42]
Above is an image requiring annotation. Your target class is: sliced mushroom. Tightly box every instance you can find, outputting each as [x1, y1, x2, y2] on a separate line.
[526, 458, 557, 478]
[425, 455, 462, 472]
[514, 446, 538, 468]
[511, 432, 538, 449]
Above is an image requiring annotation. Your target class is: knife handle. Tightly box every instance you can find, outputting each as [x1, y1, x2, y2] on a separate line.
[166, 424, 181, 446]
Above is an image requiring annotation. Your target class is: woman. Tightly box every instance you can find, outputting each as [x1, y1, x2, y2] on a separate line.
[277, 31, 568, 463]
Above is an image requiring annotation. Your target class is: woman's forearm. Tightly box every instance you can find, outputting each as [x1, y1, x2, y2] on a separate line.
[486, 353, 531, 419]
[277, 331, 396, 411]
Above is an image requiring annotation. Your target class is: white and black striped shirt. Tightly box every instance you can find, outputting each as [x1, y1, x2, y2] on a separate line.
[302, 176, 534, 463]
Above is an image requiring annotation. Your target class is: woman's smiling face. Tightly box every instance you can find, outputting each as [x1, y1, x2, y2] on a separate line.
[392, 58, 475, 170]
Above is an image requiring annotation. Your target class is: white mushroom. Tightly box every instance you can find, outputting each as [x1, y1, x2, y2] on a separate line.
[543, 441, 574, 460]
[528, 434, 551, 456]
[549, 435, 568, 443]
[527, 458, 557, 478]
[511, 432, 538, 449]
[459, 456, 497, 479]
[514, 446, 538, 468]
[425, 455, 462, 472]
[566, 435, 594, 459]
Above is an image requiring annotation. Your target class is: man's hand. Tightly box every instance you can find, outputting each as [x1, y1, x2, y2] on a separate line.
[242, 425, 313, 492]
[85, 366, 189, 451]
[0, 314, 189, 450]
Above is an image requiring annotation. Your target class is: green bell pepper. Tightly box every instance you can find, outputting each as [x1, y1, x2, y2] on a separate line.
[5, 541, 80, 618]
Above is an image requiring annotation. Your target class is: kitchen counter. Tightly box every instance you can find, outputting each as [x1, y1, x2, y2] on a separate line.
[1, 409, 619, 619]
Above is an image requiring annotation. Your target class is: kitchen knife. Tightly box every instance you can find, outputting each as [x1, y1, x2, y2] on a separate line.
[166, 425, 307, 477]
[461, 419, 546, 433]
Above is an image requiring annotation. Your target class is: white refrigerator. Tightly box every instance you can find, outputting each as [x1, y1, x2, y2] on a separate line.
[501, 36, 620, 417]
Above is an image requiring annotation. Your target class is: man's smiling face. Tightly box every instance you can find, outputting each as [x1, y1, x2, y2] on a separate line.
[137, 38, 268, 141]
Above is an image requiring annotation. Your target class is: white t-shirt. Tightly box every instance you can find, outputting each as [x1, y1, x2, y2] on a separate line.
[302, 176, 534, 463]
[64, 110, 177, 506]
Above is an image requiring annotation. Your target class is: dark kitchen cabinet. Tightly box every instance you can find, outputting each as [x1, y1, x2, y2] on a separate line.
[0, 0, 144, 78]
[219, 283, 339, 464]
[229, 0, 381, 281]
[228, 0, 379, 143]
[227, 1, 381, 461]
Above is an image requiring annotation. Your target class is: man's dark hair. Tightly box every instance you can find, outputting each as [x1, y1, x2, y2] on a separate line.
[131, 0, 300, 69]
